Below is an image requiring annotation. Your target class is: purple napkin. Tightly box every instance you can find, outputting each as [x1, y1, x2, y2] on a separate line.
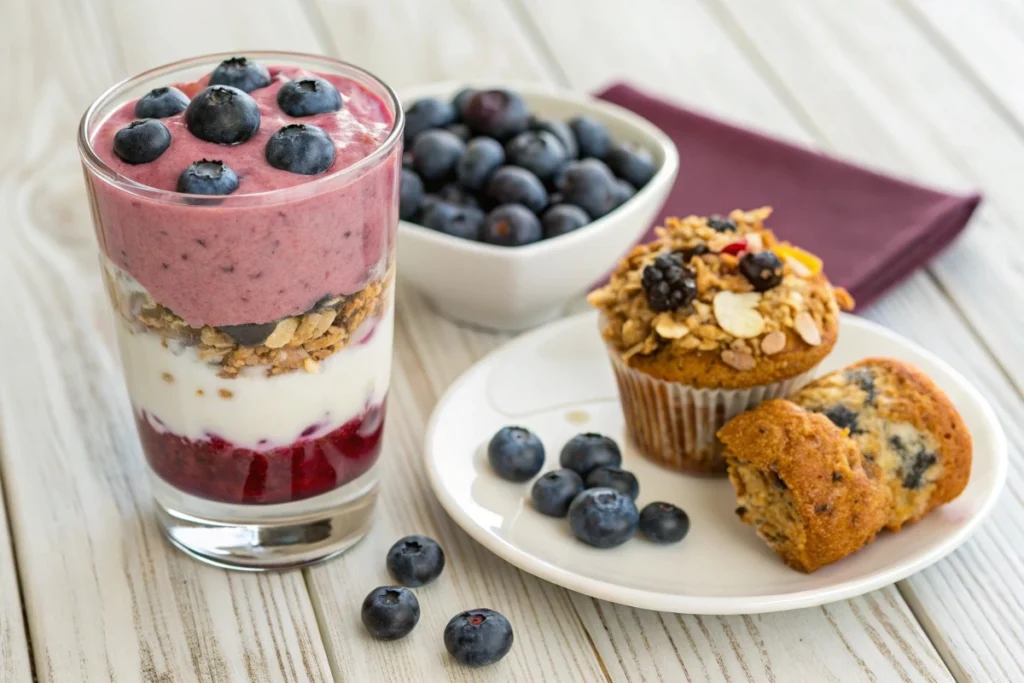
[596, 83, 981, 306]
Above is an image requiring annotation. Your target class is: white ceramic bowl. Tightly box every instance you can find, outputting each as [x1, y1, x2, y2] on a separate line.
[397, 81, 679, 332]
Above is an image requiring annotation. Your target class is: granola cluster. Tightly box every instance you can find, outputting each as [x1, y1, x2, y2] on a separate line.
[107, 269, 390, 378]
[588, 208, 854, 371]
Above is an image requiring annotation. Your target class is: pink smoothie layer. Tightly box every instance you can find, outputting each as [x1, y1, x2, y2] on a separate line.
[87, 64, 400, 327]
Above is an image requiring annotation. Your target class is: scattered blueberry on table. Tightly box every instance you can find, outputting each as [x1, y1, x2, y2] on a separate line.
[487, 426, 545, 482]
[559, 432, 622, 477]
[361, 586, 421, 640]
[400, 87, 657, 244]
[444, 609, 515, 667]
[386, 535, 446, 587]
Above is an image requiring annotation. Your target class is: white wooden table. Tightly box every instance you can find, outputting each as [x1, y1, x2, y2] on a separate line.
[1, 1, 1022, 681]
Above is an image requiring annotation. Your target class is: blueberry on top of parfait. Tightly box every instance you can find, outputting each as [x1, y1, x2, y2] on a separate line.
[185, 85, 261, 145]
[113, 119, 172, 165]
[134, 86, 190, 119]
[266, 123, 336, 175]
[277, 78, 343, 117]
[177, 160, 240, 195]
[208, 56, 271, 93]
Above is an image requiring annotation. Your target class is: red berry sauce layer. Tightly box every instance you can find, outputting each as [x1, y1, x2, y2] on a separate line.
[139, 402, 386, 505]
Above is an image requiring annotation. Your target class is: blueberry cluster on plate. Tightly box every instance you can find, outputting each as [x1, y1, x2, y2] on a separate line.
[113, 56, 344, 192]
[400, 88, 657, 245]
[360, 535, 514, 667]
[487, 427, 690, 547]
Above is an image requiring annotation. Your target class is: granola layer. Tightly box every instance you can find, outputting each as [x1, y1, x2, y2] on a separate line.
[589, 208, 854, 388]
[105, 263, 391, 378]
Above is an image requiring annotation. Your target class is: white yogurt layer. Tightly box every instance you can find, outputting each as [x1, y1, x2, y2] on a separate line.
[114, 307, 393, 450]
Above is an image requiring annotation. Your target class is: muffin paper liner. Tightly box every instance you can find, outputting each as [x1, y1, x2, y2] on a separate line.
[607, 348, 818, 475]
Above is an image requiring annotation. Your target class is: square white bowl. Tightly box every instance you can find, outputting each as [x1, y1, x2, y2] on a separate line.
[397, 81, 679, 331]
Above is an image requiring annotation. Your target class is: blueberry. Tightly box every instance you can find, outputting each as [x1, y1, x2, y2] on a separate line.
[208, 56, 271, 93]
[541, 204, 590, 239]
[707, 215, 737, 232]
[605, 142, 656, 188]
[134, 87, 189, 119]
[386, 535, 446, 587]
[412, 129, 465, 182]
[422, 202, 484, 241]
[217, 322, 280, 346]
[486, 166, 548, 213]
[404, 97, 457, 144]
[276, 78, 342, 117]
[446, 122, 472, 142]
[437, 183, 480, 210]
[463, 89, 529, 141]
[739, 251, 784, 292]
[185, 86, 261, 145]
[482, 204, 543, 247]
[846, 368, 877, 402]
[612, 179, 637, 208]
[678, 243, 709, 264]
[585, 467, 639, 501]
[113, 120, 171, 165]
[561, 159, 618, 219]
[175, 159, 239, 196]
[568, 488, 639, 548]
[452, 87, 478, 118]
[400, 169, 424, 221]
[901, 449, 937, 490]
[419, 193, 442, 218]
[444, 609, 514, 667]
[265, 124, 336, 175]
[487, 426, 545, 481]
[457, 137, 505, 191]
[822, 404, 860, 434]
[638, 502, 690, 543]
[530, 116, 578, 159]
[559, 433, 622, 477]
[568, 115, 611, 159]
[360, 586, 420, 640]
[531, 469, 584, 517]
[506, 131, 568, 184]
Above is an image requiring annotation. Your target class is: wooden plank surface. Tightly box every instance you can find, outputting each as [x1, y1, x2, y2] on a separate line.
[0, 0, 1021, 680]
[0, 1, 334, 681]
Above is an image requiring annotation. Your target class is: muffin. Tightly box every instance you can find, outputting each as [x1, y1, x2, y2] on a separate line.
[588, 208, 854, 474]
[790, 358, 972, 530]
[717, 399, 891, 572]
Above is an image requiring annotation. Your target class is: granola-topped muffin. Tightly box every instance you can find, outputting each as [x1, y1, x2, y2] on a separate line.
[588, 208, 853, 474]
[790, 358, 972, 531]
[717, 399, 891, 573]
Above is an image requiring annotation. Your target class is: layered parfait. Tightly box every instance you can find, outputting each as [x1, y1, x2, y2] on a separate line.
[82, 55, 401, 509]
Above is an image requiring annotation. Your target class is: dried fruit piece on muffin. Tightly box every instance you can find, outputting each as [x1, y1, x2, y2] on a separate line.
[790, 358, 972, 531]
[717, 399, 891, 573]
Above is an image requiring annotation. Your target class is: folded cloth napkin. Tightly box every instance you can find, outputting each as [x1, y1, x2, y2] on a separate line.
[596, 83, 982, 306]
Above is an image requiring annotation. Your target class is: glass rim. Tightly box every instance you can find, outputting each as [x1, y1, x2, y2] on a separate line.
[77, 50, 405, 206]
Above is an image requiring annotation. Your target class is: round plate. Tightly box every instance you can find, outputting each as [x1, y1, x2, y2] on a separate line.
[424, 312, 1007, 614]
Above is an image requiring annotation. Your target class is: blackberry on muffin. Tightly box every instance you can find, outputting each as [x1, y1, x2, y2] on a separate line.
[791, 358, 972, 531]
[718, 399, 891, 573]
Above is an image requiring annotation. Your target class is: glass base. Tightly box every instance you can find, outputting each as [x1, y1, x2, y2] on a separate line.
[152, 468, 378, 571]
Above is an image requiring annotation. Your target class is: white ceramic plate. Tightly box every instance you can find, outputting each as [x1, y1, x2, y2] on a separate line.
[424, 312, 1007, 614]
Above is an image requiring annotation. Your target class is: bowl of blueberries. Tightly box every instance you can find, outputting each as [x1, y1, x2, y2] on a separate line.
[398, 82, 679, 331]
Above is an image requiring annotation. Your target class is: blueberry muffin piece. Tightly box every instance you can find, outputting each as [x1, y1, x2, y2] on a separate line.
[791, 358, 972, 531]
[718, 400, 891, 573]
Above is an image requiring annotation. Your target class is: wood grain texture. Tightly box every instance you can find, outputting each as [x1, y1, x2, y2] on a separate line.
[0, 0, 334, 680]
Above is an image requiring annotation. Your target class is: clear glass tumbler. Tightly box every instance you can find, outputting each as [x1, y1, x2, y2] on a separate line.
[78, 52, 404, 569]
